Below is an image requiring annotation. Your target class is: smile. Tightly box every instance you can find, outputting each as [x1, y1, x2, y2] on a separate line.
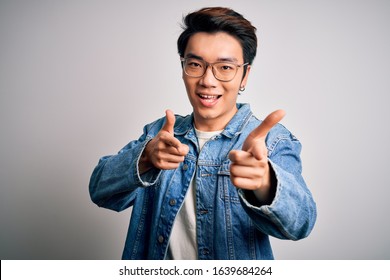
[197, 93, 222, 107]
[198, 94, 222, 100]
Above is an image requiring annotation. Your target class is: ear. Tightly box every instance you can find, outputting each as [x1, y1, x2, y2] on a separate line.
[240, 64, 251, 87]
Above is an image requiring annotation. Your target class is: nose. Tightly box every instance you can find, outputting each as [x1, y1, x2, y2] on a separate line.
[199, 65, 218, 87]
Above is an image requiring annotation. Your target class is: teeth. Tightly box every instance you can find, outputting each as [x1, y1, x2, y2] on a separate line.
[199, 94, 218, 99]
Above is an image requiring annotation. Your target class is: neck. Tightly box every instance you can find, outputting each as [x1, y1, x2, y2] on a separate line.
[193, 108, 237, 132]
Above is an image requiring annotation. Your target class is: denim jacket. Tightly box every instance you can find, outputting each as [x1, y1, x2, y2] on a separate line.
[89, 103, 317, 260]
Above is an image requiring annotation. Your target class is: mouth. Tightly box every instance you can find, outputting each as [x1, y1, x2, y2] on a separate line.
[196, 93, 222, 107]
[198, 94, 222, 101]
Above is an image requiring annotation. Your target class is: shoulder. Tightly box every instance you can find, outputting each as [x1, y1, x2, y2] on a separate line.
[248, 114, 301, 154]
[143, 113, 192, 135]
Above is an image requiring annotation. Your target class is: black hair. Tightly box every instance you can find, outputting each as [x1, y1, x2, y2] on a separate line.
[177, 7, 258, 68]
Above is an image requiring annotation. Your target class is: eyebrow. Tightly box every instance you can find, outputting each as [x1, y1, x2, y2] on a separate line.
[185, 53, 239, 63]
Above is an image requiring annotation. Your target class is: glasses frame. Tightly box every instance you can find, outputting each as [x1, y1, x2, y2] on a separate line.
[180, 57, 249, 82]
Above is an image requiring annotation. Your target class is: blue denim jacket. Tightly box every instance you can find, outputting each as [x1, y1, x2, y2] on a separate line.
[89, 103, 316, 260]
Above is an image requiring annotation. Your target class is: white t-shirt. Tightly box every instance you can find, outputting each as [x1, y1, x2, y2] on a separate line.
[165, 128, 222, 260]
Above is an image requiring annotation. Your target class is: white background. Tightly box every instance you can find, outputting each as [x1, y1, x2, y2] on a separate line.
[1, 0, 389, 259]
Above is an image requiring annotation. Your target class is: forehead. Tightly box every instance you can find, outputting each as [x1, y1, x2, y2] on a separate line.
[184, 32, 244, 62]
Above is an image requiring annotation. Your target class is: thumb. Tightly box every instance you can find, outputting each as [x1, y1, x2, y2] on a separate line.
[161, 109, 176, 134]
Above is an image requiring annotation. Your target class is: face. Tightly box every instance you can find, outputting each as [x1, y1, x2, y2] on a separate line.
[182, 32, 251, 131]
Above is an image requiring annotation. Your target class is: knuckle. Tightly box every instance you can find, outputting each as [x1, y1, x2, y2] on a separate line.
[230, 176, 240, 186]
[228, 151, 239, 161]
[154, 158, 165, 167]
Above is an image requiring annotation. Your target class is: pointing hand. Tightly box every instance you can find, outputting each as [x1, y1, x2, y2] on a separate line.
[139, 110, 189, 173]
[229, 110, 285, 203]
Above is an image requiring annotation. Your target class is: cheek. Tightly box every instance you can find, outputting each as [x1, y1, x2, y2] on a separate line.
[223, 82, 240, 95]
[183, 76, 196, 92]
[231, 75, 245, 93]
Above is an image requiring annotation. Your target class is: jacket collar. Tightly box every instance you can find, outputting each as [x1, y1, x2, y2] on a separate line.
[174, 103, 253, 139]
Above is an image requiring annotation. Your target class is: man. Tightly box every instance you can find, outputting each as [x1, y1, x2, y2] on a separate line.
[89, 7, 316, 260]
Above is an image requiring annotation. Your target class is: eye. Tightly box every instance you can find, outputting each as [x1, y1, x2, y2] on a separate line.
[189, 62, 201, 67]
[218, 63, 235, 71]
[186, 59, 203, 68]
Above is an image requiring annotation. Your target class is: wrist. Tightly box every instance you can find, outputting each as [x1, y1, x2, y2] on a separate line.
[253, 162, 277, 205]
[138, 142, 154, 174]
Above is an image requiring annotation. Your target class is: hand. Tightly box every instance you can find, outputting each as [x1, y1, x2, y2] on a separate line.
[229, 110, 285, 203]
[139, 110, 189, 173]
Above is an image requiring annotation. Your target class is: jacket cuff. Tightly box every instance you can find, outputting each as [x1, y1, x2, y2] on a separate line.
[132, 137, 162, 187]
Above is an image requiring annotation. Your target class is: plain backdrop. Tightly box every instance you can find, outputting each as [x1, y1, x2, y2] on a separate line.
[1, 0, 389, 259]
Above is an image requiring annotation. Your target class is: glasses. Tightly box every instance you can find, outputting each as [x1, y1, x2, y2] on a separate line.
[180, 57, 248, 82]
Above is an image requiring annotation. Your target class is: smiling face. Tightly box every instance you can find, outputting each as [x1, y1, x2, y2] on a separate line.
[182, 32, 251, 131]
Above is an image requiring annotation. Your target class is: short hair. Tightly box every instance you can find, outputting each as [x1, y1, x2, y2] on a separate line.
[177, 7, 258, 66]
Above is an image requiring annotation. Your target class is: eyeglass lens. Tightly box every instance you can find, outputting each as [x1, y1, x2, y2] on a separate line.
[183, 58, 240, 81]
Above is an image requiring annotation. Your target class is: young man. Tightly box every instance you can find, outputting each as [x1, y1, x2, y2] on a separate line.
[89, 7, 316, 260]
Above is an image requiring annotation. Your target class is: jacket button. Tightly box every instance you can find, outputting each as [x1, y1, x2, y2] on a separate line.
[169, 199, 176, 206]
[158, 235, 164, 243]
[202, 248, 210, 255]
[182, 164, 188, 171]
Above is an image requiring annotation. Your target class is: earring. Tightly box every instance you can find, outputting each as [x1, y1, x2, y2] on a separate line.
[239, 85, 246, 92]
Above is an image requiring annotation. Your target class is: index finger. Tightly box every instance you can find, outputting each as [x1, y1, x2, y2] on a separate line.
[250, 109, 286, 140]
[160, 131, 182, 149]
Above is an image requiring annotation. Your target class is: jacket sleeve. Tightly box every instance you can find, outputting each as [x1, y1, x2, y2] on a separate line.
[238, 127, 317, 240]
[89, 122, 162, 212]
